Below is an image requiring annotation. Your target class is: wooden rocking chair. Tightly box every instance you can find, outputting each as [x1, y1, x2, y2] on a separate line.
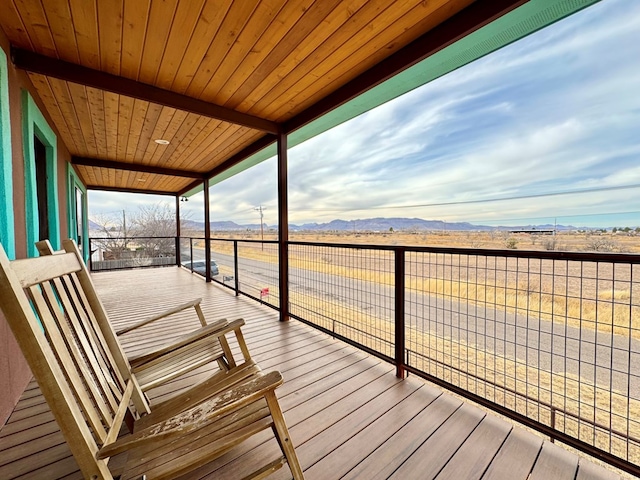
[0, 241, 304, 479]
[36, 239, 251, 398]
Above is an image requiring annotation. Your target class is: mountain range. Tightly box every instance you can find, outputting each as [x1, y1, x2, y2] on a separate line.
[180, 217, 576, 232]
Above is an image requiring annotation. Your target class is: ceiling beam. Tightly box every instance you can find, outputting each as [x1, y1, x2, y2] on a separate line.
[86, 185, 176, 196]
[178, 134, 278, 196]
[283, 0, 528, 134]
[12, 47, 280, 134]
[72, 156, 205, 179]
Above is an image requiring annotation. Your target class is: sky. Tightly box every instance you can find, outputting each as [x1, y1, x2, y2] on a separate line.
[89, 0, 640, 229]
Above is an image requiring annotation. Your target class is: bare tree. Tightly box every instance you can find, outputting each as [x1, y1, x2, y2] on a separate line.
[90, 203, 191, 263]
[89, 212, 130, 260]
[584, 236, 625, 253]
[129, 203, 177, 257]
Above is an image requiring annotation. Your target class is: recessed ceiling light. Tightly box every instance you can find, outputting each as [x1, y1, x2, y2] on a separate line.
[137, 178, 146, 182]
[154, 139, 170, 145]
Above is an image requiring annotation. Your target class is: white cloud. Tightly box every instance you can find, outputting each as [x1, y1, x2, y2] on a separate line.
[89, 191, 174, 218]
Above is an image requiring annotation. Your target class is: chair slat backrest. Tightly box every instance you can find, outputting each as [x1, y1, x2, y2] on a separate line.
[52, 273, 123, 407]
[29, 280, 111, 441]
[42, 277, 120, 421]
[60, 239, 150, 414]
[0, 243, 143, 479]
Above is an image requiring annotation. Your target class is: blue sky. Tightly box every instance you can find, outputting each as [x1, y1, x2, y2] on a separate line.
[90, 0, 640, 229]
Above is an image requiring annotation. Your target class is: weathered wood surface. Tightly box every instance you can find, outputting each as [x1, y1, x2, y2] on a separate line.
[0, 267, 623, 479]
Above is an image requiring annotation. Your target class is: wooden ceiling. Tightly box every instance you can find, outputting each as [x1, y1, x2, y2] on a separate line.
[1, 0, 527, 195]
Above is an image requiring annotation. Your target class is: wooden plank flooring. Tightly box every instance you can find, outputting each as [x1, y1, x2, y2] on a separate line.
[0, 266, 624, 479]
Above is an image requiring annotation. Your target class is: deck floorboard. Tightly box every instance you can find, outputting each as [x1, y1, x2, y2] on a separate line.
[0, 267, 623, 479]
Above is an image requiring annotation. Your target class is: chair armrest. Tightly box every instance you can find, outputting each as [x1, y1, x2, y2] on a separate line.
[128, 318, 238, 367]
[97, 370, 283, 459]
[116, 298, 204, 335]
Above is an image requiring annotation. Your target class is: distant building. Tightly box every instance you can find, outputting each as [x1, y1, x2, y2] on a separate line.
[509, 229, 554, 235]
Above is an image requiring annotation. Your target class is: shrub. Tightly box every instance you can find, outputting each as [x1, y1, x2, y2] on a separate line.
[505, 237, 518, 249]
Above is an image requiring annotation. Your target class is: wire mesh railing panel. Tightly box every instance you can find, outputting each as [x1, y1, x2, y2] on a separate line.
[236, 240, 280, 308]
[89, 237, 176, 271]
[152, 237, 640, 473]
[405, 250, 640, 466]
[179, 237, 192, 264]
[209, 239, 237, 287]
[288, 243, 395, 358]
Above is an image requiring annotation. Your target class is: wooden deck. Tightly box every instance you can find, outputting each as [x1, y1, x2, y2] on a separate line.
[0, 266, 623, 479]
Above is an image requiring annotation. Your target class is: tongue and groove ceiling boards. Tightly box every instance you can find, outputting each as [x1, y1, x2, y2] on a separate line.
[0, 0, 598, 195]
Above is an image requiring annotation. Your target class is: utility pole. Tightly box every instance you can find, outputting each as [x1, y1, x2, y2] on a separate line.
[255, 205, 267, 250]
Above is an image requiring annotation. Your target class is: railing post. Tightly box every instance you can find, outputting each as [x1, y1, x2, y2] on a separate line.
[189, 238, 194, 273]
[88, 238, 93, 271]
[175, 195, 181, 266]
[234, 240, 239, 296]
[395, 247, 406, 379]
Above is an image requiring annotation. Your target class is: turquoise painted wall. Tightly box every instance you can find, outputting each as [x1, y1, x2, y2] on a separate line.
[0, 50, 14, 259]
[67, 165, 89, 262]
[22, 91, 60, 258]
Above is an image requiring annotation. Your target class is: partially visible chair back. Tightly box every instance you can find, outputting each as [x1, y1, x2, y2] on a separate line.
[0, 242, 142, 477]
[35, 239, 63, 256]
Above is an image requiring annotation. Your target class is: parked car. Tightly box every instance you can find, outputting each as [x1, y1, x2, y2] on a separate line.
[181, 259, 219, 277]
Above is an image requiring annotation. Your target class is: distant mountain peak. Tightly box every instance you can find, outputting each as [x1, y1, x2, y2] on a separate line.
[168, 217, 577, 232]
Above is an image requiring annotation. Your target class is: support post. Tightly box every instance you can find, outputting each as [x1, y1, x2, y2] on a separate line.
[233, 240, 239, 296]
[88, 238, 93, 271]
[395, 247, 406, 378]
[277, 133, 289, 321]
[189, 238, 194, 271]
[203, 180, 211, 283]
[175, 195, 181, 266]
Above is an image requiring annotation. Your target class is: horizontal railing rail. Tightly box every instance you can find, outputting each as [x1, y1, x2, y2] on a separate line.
[127, 235, 640, 476]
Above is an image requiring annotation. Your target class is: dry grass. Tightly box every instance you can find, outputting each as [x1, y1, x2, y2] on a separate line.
[411, 277, 640, 340]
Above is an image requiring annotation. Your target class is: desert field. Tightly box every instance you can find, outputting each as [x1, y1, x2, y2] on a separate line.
[204, 229, 640, 253]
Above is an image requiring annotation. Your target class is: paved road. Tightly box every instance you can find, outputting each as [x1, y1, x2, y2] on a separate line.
[189, 248, 640, 397]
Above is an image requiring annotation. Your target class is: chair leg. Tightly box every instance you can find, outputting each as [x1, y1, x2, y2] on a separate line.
[264, 391, 305, 480]
[218, 335, 236, 369]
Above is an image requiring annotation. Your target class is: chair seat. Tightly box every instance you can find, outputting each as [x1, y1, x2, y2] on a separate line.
[132, 330, 227, 391]
[122, 396, 274, 479]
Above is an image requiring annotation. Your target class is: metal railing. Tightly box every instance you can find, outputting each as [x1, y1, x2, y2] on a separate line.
[88, 236, 177, 272]
[178, 237, 280, 309]
[286, 242, 640, 476]
[94, 235, 640, 475]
